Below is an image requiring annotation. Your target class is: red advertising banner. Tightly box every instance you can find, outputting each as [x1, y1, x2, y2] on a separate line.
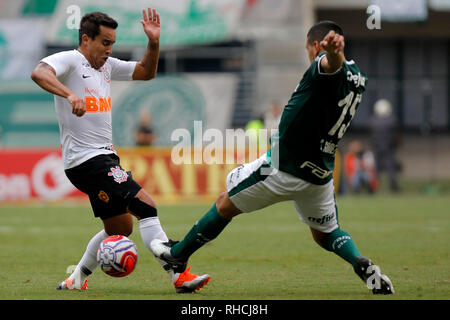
[0, 148, 84, 201]
[0, 148, 341, 203]
[0, 148, 236, 203]
[118, 148, 237, 203]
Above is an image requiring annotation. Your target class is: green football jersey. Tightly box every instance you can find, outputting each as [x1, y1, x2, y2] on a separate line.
[267, 52, 368, 185]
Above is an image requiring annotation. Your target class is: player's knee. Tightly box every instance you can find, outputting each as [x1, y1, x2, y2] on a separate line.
[104, 221, 133, 237]
[127, 197, 158, 220]
[310, 228, 328, 249]
[117, 226, 133, 237]
[216, 192, 241, 219]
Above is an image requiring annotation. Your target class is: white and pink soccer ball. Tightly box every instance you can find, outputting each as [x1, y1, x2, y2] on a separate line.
[97, 235, 138, 277]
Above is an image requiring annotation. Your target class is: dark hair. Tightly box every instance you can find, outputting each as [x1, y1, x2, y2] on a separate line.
[78, 12, 118, 45]
[307, 21, 344, 44]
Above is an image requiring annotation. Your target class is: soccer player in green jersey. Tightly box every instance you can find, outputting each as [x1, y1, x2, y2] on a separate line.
[152, 21, 394, 294]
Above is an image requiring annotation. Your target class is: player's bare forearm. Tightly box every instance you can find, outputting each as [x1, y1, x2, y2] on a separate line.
[133, 40, 159, 80]
[31, 62, 73, 98]
[321, 52, 344, 74]
[133, 7, 161, 81]
[31, 62, 86, 117]
[320, 31, 345, 74]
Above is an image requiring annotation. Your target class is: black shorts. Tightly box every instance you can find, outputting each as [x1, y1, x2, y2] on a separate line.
[65, 154, 142, 220]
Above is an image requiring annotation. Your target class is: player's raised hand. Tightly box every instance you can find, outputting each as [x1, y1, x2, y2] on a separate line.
[67, 93, 86, 117]
[319, 30, 345, 74]
[320, 30, 345, 55]
[140, 7, 161, 43]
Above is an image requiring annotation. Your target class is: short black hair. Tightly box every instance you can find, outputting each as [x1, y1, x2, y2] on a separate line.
[307, 21, 344, 44]
[78, 12, 118, 45]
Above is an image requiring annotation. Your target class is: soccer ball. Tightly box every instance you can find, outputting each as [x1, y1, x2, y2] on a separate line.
[97, 235, 138, 277]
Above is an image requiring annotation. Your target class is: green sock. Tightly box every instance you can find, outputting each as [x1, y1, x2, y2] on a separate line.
[322, 228, 361, 268]
[171, 203, 231, 260]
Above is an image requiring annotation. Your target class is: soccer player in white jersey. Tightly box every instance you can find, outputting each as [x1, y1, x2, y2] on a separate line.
[31, 8, 210, 293]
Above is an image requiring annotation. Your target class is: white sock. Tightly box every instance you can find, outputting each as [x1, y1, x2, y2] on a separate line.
[69, 229, 108, 284]
[139, 217, 178, 282]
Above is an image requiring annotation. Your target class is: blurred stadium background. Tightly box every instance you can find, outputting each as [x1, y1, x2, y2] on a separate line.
[0, 0, 449, 203]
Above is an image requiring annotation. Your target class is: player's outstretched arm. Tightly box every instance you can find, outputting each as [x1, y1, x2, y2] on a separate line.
[319, 30, 345, 74]
[133, 7, 160, 81]
[31, 62, 86, 117]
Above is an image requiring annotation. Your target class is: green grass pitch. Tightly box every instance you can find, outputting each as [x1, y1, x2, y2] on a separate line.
[0, 194, 449, 300]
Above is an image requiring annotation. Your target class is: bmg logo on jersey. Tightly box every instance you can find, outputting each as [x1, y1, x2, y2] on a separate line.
[85, 96, 111, 113]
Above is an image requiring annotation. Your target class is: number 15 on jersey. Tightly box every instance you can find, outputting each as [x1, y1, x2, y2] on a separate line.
[328, 91, 362, 139]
